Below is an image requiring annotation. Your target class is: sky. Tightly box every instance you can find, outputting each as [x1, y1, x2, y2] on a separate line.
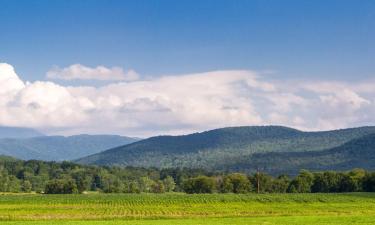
[0, 0, 375, 137]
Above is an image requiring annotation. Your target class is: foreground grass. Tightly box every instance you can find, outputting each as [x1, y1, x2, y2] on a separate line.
[2, 216, 375, 225]
[0, 193, 375, 224]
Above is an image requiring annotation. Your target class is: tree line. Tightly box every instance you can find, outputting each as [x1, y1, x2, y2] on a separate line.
[0, 157, 375, 194]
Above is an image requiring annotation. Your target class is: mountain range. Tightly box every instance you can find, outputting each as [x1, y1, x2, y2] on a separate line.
[2, 125, 375, 175]
[0, 127, 138, 161]
[247, 133, 375, 175]
[0, 126, 44, 139]
[77, 126, 375, 175]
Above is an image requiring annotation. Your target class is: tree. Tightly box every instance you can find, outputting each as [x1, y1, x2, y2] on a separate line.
[151, 180, 165, 193]
[28, 175, 47, 193]
[139, 177, 155, 193]
[363, 172, 375, 192]
[221, 176, 233, 193]
[311, 172, 341, 193]
[45, 179, 78, 194]
[270, 175, 290, 193]
[126, 181, 140, 193]
[183, 176, 217, 193]
[71, 170, 92, 193]
[21, 180, 32, 193]
[339, 174, 359, 192]
[163, 176, 176, 192]
[222, 173, 252, 193]
[7, 175, 21, 192]
[288, 170, 314, 193]
[102, 175, 124, 193]
[250, 173, 273, 193]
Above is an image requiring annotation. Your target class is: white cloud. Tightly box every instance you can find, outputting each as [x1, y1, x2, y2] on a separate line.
[46, 64, 139, 81]
[0, 62, 375, 137]
[0, 63, 25, 95]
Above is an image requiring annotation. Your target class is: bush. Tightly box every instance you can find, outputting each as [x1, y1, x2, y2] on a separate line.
[151, 180, 165, 193]
[222, 173, 252, 193]
[45, 179, 78, 194]
[183, 176, 216, 193]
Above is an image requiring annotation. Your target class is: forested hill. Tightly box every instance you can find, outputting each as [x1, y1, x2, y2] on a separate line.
[76, 126, 375, 173]
[244, 133, 375, 175]
[0, 135, 139, 161]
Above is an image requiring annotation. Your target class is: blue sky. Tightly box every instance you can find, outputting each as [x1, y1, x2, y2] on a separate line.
[1, 0, 375, 81]
[0, 0, 375, 136]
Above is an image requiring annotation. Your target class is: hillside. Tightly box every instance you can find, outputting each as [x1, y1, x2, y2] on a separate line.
[0, 135, 139, 161]
[241, 133, 375, 175]
[76, 126, 375, 172]
[0, 126, 44, 139]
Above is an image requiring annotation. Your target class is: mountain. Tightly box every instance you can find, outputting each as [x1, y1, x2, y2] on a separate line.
[242, 133, 375, 175]
[76, 126, 375, 173]
[0, 135, 139, 161]
[0, 126, 44, 139]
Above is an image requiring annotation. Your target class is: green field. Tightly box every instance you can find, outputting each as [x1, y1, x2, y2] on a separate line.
[1, 193, 375, 224]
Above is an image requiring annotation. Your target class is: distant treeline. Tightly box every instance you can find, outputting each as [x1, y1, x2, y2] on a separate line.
[0, 156, 375, 194]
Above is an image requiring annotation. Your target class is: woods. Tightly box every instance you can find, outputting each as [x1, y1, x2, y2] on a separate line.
[1, 156, 375, 194]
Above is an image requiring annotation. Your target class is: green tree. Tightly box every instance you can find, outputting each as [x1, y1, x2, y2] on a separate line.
[71, 170, 92, 193]
[139, 177, 155, 193]
[362, 172, 375, 192]
[270, 175, 290, 193]
[151, 180, 165, 193]
[126, 181, 140, 193]
[311, 172, 342, 193]
[163, 176, 176, 192]
[6, 175, 21, 192]
[183, 176, 216, 194]
[288, 170, 314, 193]
[21, 180, 32, 193]
[45, 179, 78, 194]
[222, 173, 252, 193]
[250, 173, 274, 193]
[102, 175, 124, 193]
[339, 174, 359, 192]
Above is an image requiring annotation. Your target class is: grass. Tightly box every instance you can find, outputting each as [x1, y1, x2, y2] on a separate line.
[0, 193, 375, 224]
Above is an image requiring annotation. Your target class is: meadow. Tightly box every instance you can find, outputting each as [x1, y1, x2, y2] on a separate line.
[0, 193, 375, 224]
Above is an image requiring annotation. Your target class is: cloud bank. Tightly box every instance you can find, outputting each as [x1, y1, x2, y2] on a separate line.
[46, 64, 139, 81]
[0, 62, 374, 137]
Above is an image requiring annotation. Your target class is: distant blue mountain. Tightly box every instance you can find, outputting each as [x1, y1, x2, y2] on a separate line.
[0, 126, 44, 139]
[0, 134, 140, 161]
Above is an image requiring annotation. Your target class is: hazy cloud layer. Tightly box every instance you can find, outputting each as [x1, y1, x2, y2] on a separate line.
[46, 64, 139, 81]
[0, 62, 374, 137]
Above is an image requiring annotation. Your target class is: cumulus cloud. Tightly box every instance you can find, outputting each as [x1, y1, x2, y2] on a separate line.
[0, 63, 25, 94]
[0, 62, 374, 137]
[46, 64, 139, 81]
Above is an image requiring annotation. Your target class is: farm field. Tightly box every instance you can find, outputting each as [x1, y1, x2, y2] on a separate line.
[0, 193, 375, 224]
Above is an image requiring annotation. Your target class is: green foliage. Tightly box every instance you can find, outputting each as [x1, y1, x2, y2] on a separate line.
[288, 170, 314, 193]
[21, 180, 32, 193]
[270, 175, 291, 193]
[77, 126, 375, 175]
[126, 181, 140, 193]
[250, 133, 375, 175]
[222, 173, 252, 193]
[1, 155, 375, 194]
[151, 180, 165, 193]
[139, 177, 155, 193]
[183, 176, 217, 193]
[363, 173, 375, 192]
[162, 176, 176, 192]
[311, 171, 342, 193]
[45, 179, 78, 194]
